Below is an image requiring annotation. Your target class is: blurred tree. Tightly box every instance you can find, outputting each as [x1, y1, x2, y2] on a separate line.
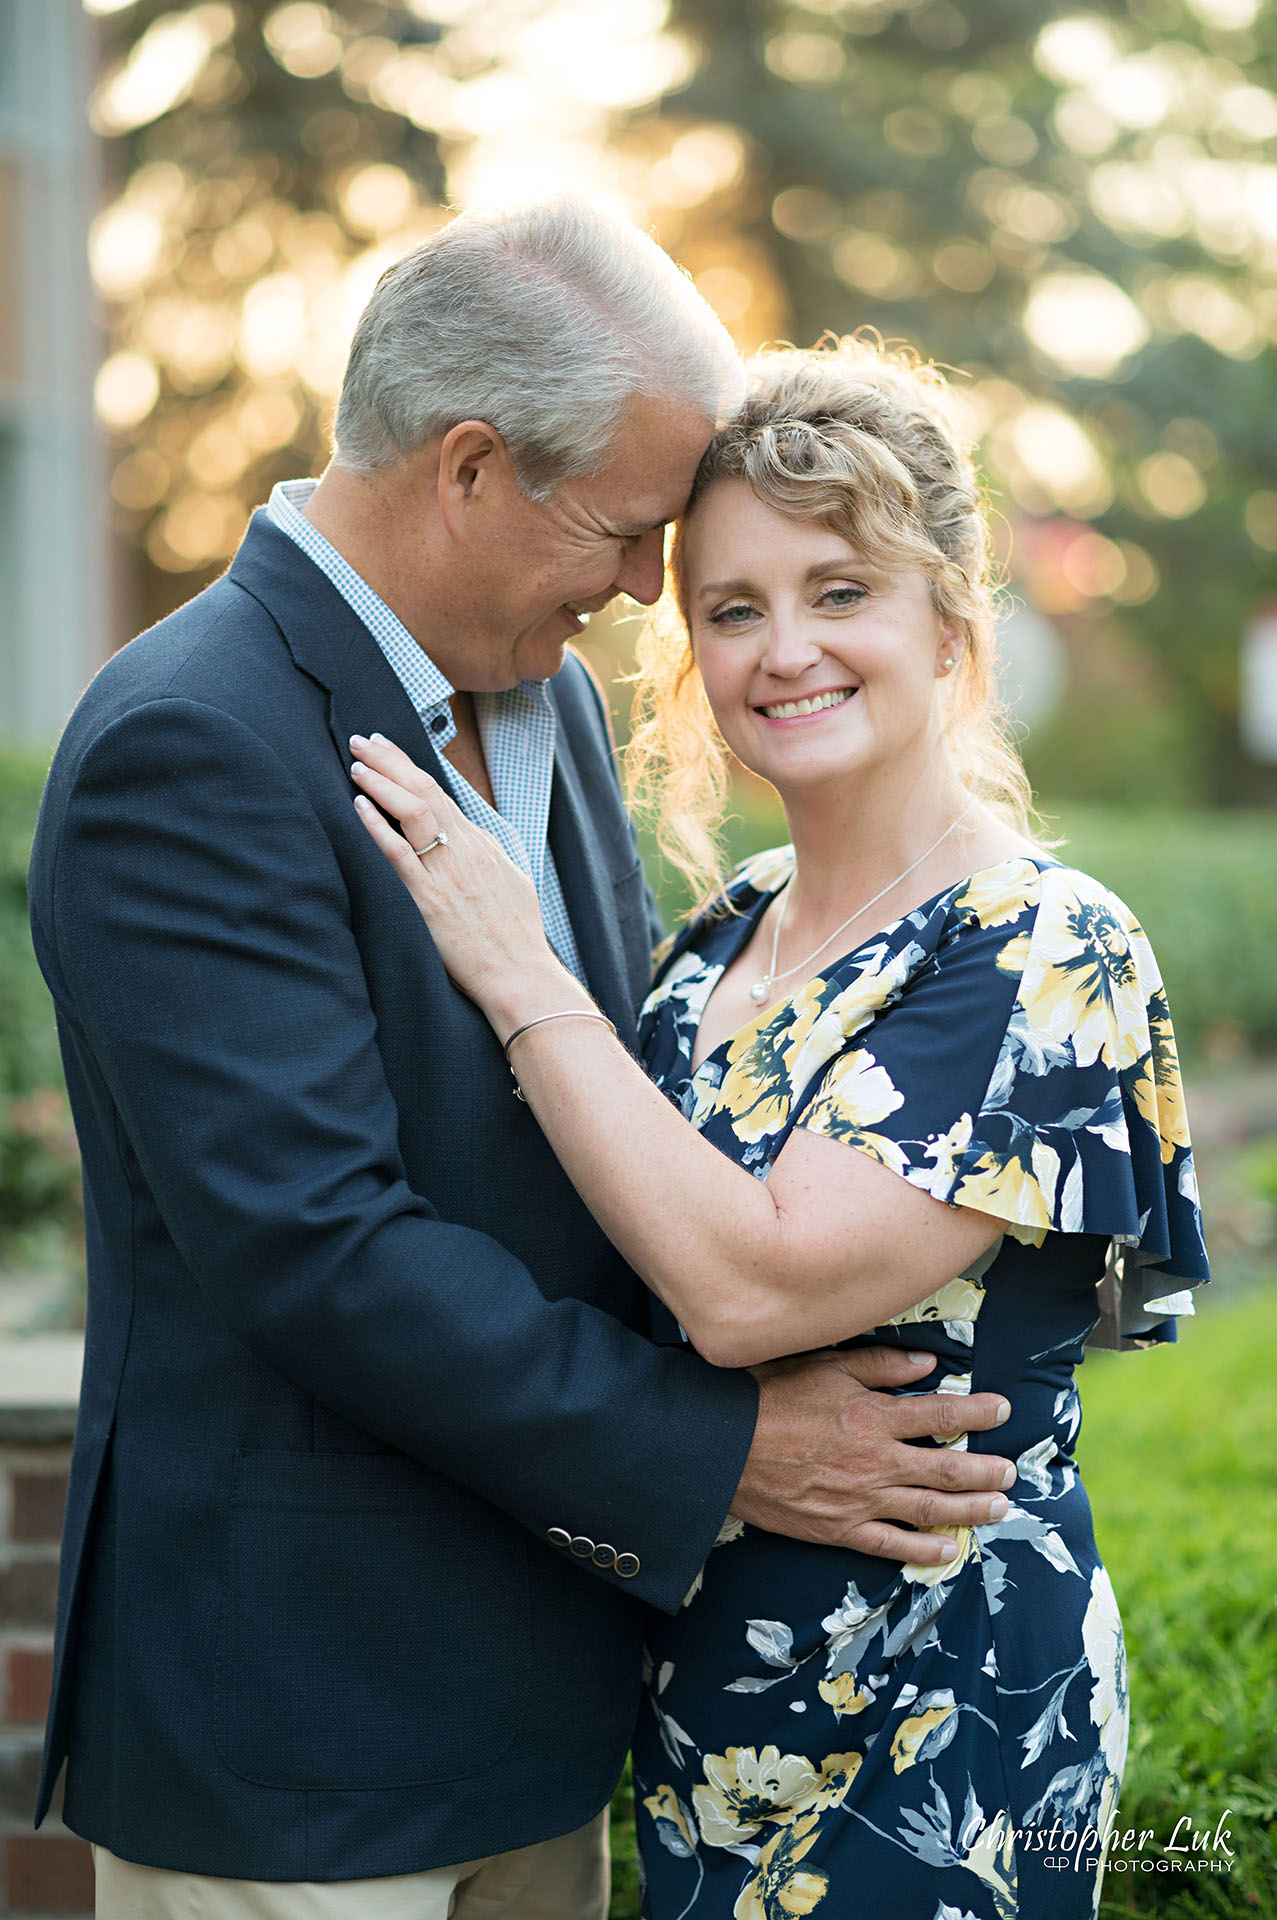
[88, 1, 452, 634]
[641, 0, 1277, 803]
[86, 0, 1277, 804]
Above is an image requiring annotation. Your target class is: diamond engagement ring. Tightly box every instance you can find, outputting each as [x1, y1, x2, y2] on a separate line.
[413, 832, 450, 858]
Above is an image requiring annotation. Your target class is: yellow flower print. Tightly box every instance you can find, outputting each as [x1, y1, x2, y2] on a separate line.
[833, 1127, 910, 1176]
[886, 1275, 986, 1332]
[953, 1137, 1059, 1234]
[714, 980, 833, 1143]
[800, 1048, 906, 1167]
[808, 1751, 863, 1812]
[818, 943, 918, 1051]
[889, 1692, 959, 1774]
[902, 1523, 979, 1587]
[1082, 1566, 1129, 1779]
[1127, 988, 1192, 1166]
[734, 1811, 828, 1920]
[693, 1748, 861, 1849]
[996, 930, 1031, 977]
[920, 1112, 974, 1192]
[1015, 870, 1150, 1073]
[817, 1049, 904, 1127]
[642, 1785, 698, 1859]
[817, 1673, 872, 1718]
[964, 1804, 1019, 1917]
[693, 1746, 822, 1846]
[955, 858, 1042, 928]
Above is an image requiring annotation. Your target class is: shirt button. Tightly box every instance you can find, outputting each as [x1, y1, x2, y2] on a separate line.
[614, 1552, 641, 1579]
[546, 1528, 571, 1551]
[569, 1535, 596, 1559]
[591, 1543, 617, 1569]
[430, 713, 448, 734]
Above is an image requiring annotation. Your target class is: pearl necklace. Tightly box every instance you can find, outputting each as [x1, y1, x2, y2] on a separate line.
[747, 800, 977, 1005]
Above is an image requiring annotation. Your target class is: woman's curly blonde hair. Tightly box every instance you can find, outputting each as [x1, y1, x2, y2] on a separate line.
[626, 334, 1033, 898]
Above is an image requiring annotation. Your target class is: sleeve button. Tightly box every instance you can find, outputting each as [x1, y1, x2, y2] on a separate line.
[614, 1552, 641, 1579]
[546, 1528, 571, 1550]
[569, 1535, 596, 1558]
[591, 1543, 617, 1569]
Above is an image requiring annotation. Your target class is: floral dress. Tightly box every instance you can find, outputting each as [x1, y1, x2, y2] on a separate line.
[632, 852, 1209, 1920]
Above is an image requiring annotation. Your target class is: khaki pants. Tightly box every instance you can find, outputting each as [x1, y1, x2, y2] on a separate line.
[92, 1812, 610, 1919]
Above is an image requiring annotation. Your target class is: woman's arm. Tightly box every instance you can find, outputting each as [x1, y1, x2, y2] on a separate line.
[351, 736, 1003, 1369]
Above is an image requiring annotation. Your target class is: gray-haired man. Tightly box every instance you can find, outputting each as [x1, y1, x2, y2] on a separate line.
[30, 198, 1015, 1919]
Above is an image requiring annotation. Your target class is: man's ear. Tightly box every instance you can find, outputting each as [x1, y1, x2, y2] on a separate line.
[437, 420, 510, 535]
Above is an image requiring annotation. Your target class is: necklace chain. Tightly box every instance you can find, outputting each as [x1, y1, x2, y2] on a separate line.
[748, 800, 977, 1006]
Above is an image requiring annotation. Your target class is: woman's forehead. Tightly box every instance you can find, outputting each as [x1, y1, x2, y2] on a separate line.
[680, 480, 868, 572]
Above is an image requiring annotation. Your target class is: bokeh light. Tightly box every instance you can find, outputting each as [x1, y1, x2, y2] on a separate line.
[79, 0, 1277, 814]
[1024, 272, 1149, 378]
[94, 351, 160, 430]
[91, 5, 235, 134]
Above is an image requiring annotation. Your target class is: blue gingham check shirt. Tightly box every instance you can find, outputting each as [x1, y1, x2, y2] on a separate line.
[268, 480, 585, 980]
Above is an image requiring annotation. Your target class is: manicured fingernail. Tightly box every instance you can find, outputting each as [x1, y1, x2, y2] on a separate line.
[349, 734, 368, 747]
[907, 1350, 931, 1365]
[939, 1541, 959, 1562]
[353, 795, 370, 810]
[1001, 1464, 1016, 1490]
[987, 1495, 1008, 1521]
[370, 732, 387, 743]
[994, 1400, 1011, 1424]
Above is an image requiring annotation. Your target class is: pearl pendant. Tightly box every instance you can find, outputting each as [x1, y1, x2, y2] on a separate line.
[748, 979, 770, 1004]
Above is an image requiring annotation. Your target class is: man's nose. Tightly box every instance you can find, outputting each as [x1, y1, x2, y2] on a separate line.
[614, 528, 666, 607]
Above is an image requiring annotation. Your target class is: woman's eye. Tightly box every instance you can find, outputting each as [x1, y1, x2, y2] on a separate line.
[707, 602, 758, 626]
[819, 584, 867, 608]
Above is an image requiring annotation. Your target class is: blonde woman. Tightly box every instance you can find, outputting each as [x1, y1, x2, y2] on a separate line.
[350, 340, 1207, 1919]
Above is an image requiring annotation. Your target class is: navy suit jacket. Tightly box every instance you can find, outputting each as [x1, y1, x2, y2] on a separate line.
[26, 511, 757, 1879]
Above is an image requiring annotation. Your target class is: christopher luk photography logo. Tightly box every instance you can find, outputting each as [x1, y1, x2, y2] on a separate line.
[969, 1808, 1237, 1876]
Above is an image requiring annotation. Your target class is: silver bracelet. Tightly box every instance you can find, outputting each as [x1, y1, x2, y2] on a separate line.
[502, 1008, 617, 1101]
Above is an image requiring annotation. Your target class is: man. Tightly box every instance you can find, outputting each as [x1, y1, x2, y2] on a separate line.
[29, 198, 1015, 1918]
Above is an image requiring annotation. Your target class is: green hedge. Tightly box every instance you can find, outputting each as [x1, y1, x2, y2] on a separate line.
[637, 789, 1277, 1059]
[0, 748, 82, 1248]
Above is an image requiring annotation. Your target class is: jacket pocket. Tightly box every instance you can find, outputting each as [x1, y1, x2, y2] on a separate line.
[214, 1450, 530, 1789]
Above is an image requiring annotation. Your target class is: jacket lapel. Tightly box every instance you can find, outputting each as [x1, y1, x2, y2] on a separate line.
[229, 508, 445, 783]
[547, 718, 638, 1040]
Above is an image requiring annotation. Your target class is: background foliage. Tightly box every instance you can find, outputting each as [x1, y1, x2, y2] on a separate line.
[86, 0, 1277, 809]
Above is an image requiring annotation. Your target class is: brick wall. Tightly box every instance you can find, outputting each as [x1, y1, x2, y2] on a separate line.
[0, 1346, 91, 1919]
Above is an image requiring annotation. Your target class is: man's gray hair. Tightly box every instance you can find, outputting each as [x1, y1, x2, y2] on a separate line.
[333, 196, 744, 499]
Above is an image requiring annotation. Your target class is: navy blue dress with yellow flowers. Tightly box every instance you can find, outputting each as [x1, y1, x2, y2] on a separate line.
[632, 853, 1208, 1920]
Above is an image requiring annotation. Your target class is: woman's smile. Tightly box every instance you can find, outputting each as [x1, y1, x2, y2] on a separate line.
[754, 684, 860, 723]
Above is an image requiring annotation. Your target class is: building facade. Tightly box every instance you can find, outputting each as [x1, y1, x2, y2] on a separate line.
[0, 0, 106, 744]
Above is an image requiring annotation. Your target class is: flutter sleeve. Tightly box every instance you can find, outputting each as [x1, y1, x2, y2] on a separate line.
[798, 858, 1210, 1349]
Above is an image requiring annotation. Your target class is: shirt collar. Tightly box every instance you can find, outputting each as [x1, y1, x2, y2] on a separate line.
[267, 478, 456, 710]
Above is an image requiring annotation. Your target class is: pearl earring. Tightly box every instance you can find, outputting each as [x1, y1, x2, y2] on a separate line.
[942, 656, 956, 671]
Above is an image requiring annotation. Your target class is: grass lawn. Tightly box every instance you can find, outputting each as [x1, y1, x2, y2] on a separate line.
[609, 1287, 1277, 1918]
[1083, 1289, 1276, 1917]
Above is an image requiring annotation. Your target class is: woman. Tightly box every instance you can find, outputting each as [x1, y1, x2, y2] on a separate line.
[349, 339, 1208, 1920]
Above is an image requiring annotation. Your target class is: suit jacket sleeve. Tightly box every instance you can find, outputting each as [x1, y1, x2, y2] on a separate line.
[37, 696, 757, 1614]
